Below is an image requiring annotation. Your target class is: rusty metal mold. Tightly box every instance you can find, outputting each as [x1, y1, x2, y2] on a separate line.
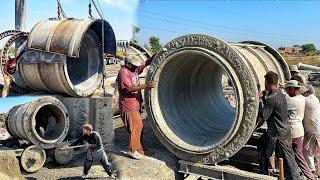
[5, 96, 69, 149]
[145, 34, 289, 164]
[27, 18, 116, 57]
[15, 18, 116, 97]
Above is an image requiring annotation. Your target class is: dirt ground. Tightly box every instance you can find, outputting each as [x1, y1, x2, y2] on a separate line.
[0, 151, 24, 180]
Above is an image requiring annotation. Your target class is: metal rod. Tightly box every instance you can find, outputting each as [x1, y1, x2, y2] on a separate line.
[279, 158, 284, 180]
[57, 145, 85, 150]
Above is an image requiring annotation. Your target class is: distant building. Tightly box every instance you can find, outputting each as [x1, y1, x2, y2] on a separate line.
[278, 46, 301, 55]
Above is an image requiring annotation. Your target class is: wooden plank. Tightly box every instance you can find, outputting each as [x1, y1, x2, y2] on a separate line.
[179, 160, 276, 180]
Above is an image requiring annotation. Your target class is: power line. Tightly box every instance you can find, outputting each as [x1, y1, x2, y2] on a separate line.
[140, 10, 315, 39]
[139, 26, 180, 34]
[138, 15, 319, 42]
[138, 26, 318, 46]
[139, 10, 317, 41]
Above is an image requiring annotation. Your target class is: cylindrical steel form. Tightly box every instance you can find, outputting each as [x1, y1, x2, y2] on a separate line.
[298, 63, 320, 72]
[15, 18, 116, 97]
[145, 34, 290, 164]
[6, 96, 69, 149]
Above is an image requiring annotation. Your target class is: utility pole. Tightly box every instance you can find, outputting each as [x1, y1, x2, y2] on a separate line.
[15, 0, 26, 48]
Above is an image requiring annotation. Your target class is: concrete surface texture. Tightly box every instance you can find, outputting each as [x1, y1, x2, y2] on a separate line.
[56, 96, 114, 150]
[145, 34, 290, 164]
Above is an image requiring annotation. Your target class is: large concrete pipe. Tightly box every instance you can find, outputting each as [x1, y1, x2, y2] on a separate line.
[145, 34, 290, 164]
[5, 96, 69, 149]
[15, 18, 116, 97]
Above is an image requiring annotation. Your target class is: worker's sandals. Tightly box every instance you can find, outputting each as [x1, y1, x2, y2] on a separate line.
[127, 151, 143, 160]
[107, 169, 118, 178]
[268, 169, 279, 177]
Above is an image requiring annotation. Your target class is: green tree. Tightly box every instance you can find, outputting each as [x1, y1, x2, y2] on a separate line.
[149, 36, 162, 53]
[301, 44, 317, 53]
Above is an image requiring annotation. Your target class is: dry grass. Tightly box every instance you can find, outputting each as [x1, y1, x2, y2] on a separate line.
[283, 55, 320, 66]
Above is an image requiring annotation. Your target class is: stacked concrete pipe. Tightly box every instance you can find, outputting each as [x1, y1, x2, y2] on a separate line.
[145, 34, 290, 164]
[14, 18, 116, 97]
[5, 96, 69, 149]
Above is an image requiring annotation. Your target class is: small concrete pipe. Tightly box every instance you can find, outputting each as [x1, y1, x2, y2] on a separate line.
[15, 18, 116, 97]
[6, 96, 69, 149]
[145, 34, 290, 164]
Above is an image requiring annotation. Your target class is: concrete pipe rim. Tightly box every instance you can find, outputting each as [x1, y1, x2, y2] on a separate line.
[148, 47, 244, 153]
[145, 34, 259, 164]
[20, 145, 46, 173]
[28, 97, 69, 149]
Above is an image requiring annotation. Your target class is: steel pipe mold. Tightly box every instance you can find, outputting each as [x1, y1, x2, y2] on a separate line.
[298, 63, 320, 72]
[145, 34, 290, 164]
[15, 18, 116, 97]
[5, 96, 69, 149]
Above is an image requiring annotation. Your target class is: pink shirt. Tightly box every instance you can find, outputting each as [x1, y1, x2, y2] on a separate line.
[117, 62, 146, 112]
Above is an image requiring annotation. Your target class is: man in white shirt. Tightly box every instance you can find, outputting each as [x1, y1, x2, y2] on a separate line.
[301, 85, 320, 176]
[285, 80, 316, 180]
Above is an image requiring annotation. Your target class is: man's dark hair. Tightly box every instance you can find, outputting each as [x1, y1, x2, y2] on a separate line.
[290, 75, 304, 84]
[264, 71, 279, 84]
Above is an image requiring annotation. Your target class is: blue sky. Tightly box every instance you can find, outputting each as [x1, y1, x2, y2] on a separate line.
[137, 1, 320, 48]
[0, 96, 38, 113]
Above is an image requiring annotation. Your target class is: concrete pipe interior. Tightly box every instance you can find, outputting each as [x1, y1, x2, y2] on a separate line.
[157, 51, 237, 150]
[33, 104, 67, 141]
[66, 29, 102, 92]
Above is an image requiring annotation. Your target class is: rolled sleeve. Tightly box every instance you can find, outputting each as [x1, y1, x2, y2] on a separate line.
[137, 61, 146, 74]
[119, 69, 133, 91]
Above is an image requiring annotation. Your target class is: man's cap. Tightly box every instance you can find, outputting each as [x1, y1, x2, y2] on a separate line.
[285, 80, 301, 88]
[125, 55, 143, 67]
[300, 86, 309, 94]
[82, 124, 93, 131]
[289, 65, 299, 73]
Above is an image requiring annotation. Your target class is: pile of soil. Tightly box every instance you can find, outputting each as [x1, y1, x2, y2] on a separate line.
[0, 151, 23, 179]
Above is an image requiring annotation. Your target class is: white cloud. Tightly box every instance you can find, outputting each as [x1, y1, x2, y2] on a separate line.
[102, 0, 138, 12]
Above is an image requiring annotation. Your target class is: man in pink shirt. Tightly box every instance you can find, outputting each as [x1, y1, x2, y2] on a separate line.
[117, 54, 155, 159]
